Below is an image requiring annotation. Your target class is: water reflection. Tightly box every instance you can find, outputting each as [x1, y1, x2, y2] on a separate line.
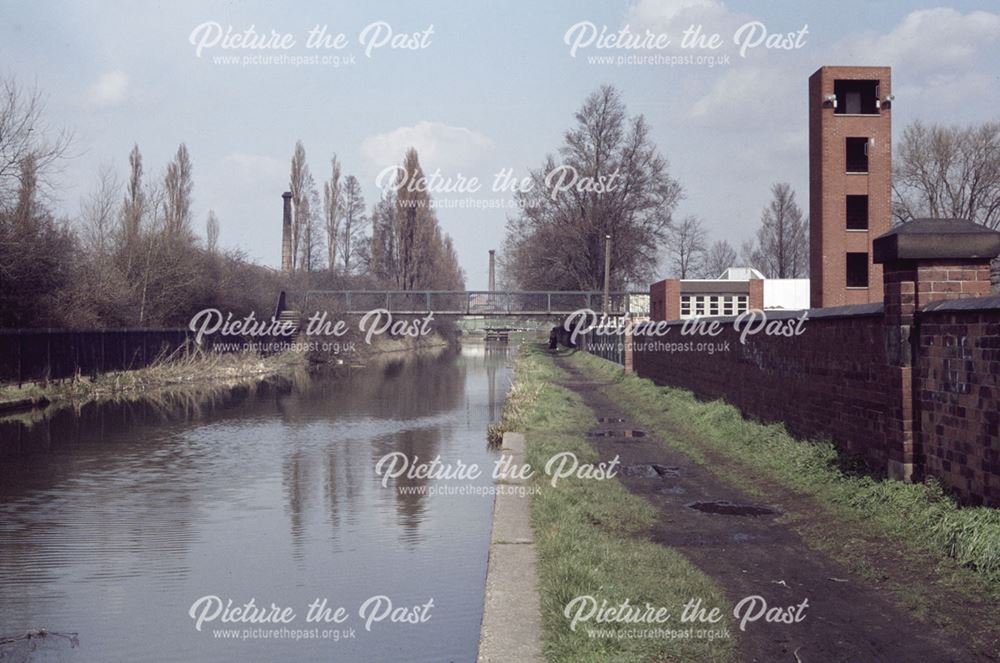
[0, 342, 513, 662]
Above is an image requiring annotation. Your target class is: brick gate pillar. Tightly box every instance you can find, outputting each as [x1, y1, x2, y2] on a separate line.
[874, 219, 1000, 481]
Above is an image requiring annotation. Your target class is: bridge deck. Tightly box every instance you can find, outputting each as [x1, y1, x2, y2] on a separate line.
[298, 290, 650, 317]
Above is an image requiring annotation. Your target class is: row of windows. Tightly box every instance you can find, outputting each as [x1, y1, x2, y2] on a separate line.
[680, 295, 749, 319]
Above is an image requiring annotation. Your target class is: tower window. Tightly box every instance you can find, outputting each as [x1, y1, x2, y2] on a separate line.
[846, 253, 869, 288]
[846, 137, 869, 173]
[834, 80, 879, 114]
[846, 195, 869, 230]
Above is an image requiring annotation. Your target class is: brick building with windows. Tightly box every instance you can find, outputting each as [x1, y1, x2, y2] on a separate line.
[649, 268, 809, 321]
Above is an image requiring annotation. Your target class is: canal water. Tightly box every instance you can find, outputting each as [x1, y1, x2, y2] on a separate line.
[0, 343, 513, 662]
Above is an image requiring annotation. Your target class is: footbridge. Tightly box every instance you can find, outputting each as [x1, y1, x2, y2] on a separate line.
[297, 291, 650, 317]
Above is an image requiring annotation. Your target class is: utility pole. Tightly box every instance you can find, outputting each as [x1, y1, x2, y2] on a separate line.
[602, 234, 611, 317]
[488, 249, 496, 311]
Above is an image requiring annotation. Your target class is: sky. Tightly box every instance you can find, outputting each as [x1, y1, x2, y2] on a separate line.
[2, 0, 998, 289]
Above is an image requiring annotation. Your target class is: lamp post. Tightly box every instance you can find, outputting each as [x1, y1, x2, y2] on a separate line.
[602, 234, 611, 317]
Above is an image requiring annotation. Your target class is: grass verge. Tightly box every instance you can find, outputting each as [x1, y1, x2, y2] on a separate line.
[504, 344, 735, 663]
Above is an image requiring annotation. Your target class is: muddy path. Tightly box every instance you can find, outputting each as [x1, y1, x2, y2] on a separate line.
[553, 354, 991, 663]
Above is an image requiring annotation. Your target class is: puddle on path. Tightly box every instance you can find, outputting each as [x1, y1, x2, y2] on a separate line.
[687, 501, 778, 517]
[588, 429, 646, 439]
[620, 463, 681, 478]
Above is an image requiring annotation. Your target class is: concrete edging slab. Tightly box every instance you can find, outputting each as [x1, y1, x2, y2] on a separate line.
[477, 431, 544, 662]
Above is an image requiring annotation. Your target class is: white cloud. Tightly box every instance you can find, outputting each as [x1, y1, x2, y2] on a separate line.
[626, 0, 743, 36]
[87, 70, 129, 107]
[687, 7, 1000, 128]
[360, 121, 494, 171]
[835, 8, 1000, 76]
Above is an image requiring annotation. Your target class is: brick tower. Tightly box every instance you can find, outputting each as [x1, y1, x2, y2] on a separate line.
[809, 66, 892, 308]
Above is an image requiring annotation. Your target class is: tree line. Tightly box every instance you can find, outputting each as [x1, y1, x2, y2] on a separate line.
[2, 73, 996, 328]
[284, 142, 464, 291]
[0, 75, 463, 329]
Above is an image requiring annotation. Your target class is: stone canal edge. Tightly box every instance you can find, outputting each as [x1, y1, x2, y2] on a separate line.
[477, 431, 544, 663]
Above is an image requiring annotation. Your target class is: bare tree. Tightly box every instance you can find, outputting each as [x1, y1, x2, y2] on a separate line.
[289, 140, 309, 272]
[395, 149, 443, 289]
[0, 75, 72, 206]
[504, 85, 682, 290]
[739, 238, 761, 273]
[298, 172, 323, 272]
[79, 163, 120, 256]
[323, 156, 342, 272]
[703, 239, 737, 278]
[371, 149, 463, 290]
[743, 182, 808, 278]
[163, 143, 193, 238]
[894, 121, 1000, 229]
[667, 215, 707, 278]
[339, 175, 367, 275]
[370, 189, 398, 282]
[205, 209, 220, 254]
[120, 144, 145, 261]
[12, 152, 38, 229]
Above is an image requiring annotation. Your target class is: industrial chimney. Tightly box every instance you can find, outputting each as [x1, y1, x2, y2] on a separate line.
[281, 192, 293, 273]
[488, 249, 496, 292]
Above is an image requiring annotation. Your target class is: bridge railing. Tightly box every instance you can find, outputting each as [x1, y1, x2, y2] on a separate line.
[298, 291, 650, 317]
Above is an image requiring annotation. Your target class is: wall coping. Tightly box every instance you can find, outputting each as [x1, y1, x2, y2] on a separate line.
[920, 294, 1000, 314]
[873, 218, 1000, 263]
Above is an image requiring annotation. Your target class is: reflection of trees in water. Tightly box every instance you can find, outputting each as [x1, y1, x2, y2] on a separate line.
[276, 348, 467, 420]
[0, 346, 509, 608]
[271, 348, 470, 546]
[369, 354, 467, 544]
[282, 447, 311, 561]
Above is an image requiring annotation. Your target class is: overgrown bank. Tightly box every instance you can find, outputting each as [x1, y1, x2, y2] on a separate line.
[0, 326, 456, 414]
[0, 349, 305, 411]
[500, 344, 734, 663]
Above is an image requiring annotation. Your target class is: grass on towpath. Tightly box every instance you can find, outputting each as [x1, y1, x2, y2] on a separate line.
[566, 349, 1000, 646]
[501, 344, 735, 663]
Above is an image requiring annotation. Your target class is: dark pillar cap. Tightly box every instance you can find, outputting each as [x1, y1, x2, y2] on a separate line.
[873, 218, 1000, 263]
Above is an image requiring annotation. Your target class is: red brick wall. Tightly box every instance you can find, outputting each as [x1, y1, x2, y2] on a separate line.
[917, 305, 1000, 505]
[634, 310, 893, 467]
[633, 298, 1000, 505]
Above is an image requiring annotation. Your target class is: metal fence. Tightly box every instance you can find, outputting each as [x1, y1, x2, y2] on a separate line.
[0, 328, 274, 385]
